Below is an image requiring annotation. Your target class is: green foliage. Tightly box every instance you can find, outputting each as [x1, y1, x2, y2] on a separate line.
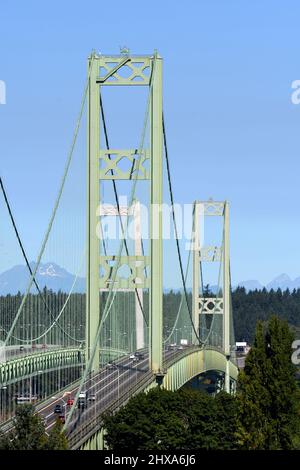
[232, 287, 300, 343]
[214, 391, 239, 449]
[102, 387, 238, 450]
[45, 418, 68, 450]
[0, 404, 68, 450]
[103, 388, 187, 450]
[237, 316, 300, 449]
[179, 389, 238, 450]
[0, 404, 47, 450]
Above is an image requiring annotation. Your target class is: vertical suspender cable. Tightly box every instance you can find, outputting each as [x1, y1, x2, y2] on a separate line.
[162, 114, 201, 345]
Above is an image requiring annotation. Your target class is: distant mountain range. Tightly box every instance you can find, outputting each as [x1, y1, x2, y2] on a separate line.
[168, 274, 300, 294]
[237, 273, 300, 292]
[0, 262, 85, 295]
[0, 263, 300, 295]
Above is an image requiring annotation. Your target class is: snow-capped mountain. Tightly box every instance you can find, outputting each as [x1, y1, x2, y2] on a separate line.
[0, 262, 85, 295]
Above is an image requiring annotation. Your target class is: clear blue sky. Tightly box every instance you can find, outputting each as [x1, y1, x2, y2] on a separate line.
[1, 0, 300, 286]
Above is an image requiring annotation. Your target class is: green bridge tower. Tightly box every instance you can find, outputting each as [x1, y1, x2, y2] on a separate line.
[86, 51, 163, 375]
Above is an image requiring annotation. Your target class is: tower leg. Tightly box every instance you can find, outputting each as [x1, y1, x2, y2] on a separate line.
[86, 54, 100, 371]
[149, 53, 163, 374]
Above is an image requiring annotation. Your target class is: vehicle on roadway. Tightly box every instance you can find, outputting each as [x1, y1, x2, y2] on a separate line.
[54, 404, 62, 414]
[78, 391, 87, 409]
[88, 394, 96, 401]
[78, 400, 85, 410]
[66, 397, 74, 406]
[134, 352, 144, 360]
[129, 352, 144, 361]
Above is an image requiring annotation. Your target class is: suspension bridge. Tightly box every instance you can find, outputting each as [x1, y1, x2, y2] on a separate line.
[0, 50, 238, 450]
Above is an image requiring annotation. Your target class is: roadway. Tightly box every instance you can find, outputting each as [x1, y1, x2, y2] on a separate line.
[0, 346, 195, 442]
[43, 348, 180, 435]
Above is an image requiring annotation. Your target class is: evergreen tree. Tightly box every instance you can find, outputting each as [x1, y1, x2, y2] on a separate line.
[214, 391, 239, 449]
[237, 316, 300, 449]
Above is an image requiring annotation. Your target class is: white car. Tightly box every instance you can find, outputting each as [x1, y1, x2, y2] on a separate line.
[129, 354, 136, 360]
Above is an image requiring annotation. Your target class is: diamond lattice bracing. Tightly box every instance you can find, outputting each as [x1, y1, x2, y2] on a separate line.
[198, 298, 224, 314]
[99, 150, 150, 180]
[99, 256, 150, 289]
[99, 58, 151, 85]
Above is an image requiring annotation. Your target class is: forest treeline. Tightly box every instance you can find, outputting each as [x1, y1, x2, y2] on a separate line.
[1, 286, 300, 345]
[164, 286, 300, 344]
[232, 287, 300, 343]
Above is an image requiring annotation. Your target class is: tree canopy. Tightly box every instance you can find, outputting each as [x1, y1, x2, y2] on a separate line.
[0, 404, 68, 450]
[102, 387, 238, 450]
[237, 316, 300, 449]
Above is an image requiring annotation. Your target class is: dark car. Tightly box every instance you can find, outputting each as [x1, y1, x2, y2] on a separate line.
[135, 352, 144, 360]
[78, 401, 85, 410]
[54, 404, 62, 414]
